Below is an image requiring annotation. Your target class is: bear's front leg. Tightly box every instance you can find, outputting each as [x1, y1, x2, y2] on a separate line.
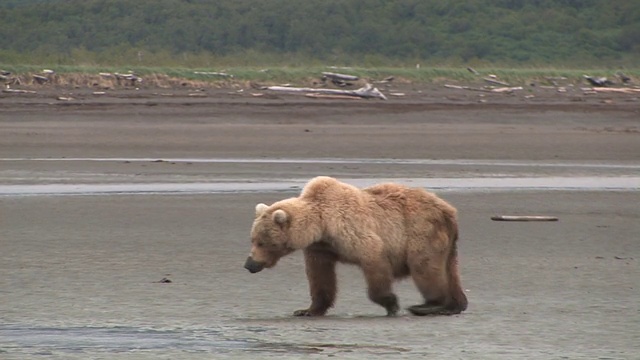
[294, 247, 338, 316]
[362, 262, 399, 316]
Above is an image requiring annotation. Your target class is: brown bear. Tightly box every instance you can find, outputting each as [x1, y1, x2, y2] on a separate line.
[243, 176, 467, 316]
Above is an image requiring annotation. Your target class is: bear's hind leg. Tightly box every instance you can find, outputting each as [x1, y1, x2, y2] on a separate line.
[294, 247, 337, 316]
[362, 262, 399, 316]
[407, 256, 454, 316]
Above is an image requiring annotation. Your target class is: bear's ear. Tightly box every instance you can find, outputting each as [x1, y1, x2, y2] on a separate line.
[255, 203, 269, 216]
[272, 209, 288, 225]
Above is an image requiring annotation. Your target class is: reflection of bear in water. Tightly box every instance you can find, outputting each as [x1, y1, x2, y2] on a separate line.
[244, 176, 468, 317]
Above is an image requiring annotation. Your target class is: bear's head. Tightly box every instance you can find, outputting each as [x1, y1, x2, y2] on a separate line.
[244, 203, 296, 273]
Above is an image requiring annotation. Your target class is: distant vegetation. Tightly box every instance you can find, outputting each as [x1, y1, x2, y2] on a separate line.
[0, 0, 638, 68]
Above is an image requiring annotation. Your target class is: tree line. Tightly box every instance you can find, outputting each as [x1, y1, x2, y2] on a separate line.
[1, 0, 638, 66]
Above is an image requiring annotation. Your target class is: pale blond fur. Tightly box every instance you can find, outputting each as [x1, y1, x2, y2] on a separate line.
[246, 176, 467, 316]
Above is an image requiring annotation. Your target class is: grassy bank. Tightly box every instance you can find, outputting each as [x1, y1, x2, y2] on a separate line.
[1, 64, 637, 88]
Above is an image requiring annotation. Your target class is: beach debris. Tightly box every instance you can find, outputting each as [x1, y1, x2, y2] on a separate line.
[305, 93, 362, 100]
[57, 96, 74, 101]
[581, 87, 640, 94]
[33, 74, 49, 84]
[32, 69, 57, 85]
[583, 75, 612, 87]
[267, 83, 387, 100]
[3, 87, 36, 94]
[114, 72, 142, 86]
[373, 76, 395, 84]
[194, 71, 234, 78]
[444, 84, 523, 94]
[491, 215, 558, 222]
[467, 67, 480, 75]
[321, 72, 359, 82]
[154, 277, 172, 283]
[616, 72, 631, 84]
[491, 86, 523, 93]
[483, 75, 510, 86]
[321, 72, 359, 87]
[0, 71, 10, 82]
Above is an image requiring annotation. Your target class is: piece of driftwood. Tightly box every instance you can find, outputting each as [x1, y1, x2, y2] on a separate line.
[373, 76, 395, 84]
[305, 93, 362, 100]
[491, 215, 558, 222]
[194, 71, 234, 78]
[483, 77, 509, 86]
[444, 84, 490, 92]
[267, 83, 387, 100]
[33, 75, 49, 84]
[321, 72, 358, 87]
[467, 67, 480, 75]
[3, 88, 36, 94]
[321, 72, 359, 82]
[583, 75, 612, 87]
[583, 87, 640, 94]
[444, 84, 522, 93]
[114, 72, 142, 86]
[491, 86, 523, 93]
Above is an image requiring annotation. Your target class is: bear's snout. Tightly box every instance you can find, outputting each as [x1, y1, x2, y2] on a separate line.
[244, 256, 265, 273]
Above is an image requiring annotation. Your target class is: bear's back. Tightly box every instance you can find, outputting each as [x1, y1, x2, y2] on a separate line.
[364, 183, 457, 232]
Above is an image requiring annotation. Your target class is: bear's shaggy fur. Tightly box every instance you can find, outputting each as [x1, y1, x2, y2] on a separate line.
[243, 176, 467, 316]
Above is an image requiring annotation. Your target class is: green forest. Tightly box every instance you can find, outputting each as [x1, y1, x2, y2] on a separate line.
[1, 0, 638, 67]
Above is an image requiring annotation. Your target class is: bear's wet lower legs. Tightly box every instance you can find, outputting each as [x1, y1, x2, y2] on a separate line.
[408, 256, 466, 316]
[363, 263, 399, 316]
[294, 247, 337, 316]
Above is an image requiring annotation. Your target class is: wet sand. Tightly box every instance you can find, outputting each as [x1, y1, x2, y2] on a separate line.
[1, 85, 639, 359]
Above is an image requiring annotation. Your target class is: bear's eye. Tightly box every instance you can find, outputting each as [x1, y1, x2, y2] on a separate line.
[256, 241, 265, 247]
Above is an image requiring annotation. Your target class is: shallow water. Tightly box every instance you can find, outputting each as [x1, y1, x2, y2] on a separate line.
[0, 176, 638, 197]
[2, 157, 638, 359]
[3, 156, 639, 169]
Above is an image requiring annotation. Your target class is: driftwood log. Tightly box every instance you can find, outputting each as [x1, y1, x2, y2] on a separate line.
[467, 67, 480, 75]
[583, 75, 612, 87]
[267, 83, 387, 100]
[491, 215, 558, 222]
[444, 84, 523, 94]
[321, 72, 359, 87]
[3, 88, 36, 94]
[114, 73, 142, 86]
[305, 93, 362, 100]
[194, 71, 234, 78]
[33, 75, 49, 84]
[483, 77, 510, 86]
[321, 72, 359, 82]
[583, 87, 640, 94]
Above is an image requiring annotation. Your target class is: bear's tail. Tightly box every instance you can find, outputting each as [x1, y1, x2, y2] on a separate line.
[445, 219, 468, 313]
